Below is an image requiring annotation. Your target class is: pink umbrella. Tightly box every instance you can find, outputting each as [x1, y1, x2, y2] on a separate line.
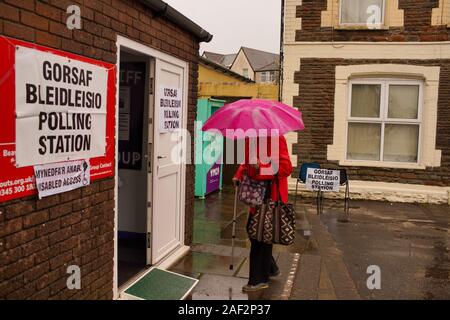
[200, 99, 304, 271]
[201, 99, 304, 139]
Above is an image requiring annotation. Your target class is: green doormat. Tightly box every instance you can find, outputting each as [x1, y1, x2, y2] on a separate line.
[123, 268, 199, 300]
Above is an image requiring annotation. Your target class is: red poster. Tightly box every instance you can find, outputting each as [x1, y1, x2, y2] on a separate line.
[0, 36, 116, 202]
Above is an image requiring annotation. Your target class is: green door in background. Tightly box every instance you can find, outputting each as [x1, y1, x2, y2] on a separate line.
[195, 98, 225, 198]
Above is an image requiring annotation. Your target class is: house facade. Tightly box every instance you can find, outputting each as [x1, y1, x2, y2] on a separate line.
[282, 0, 450, 203]
[0, 0, 211, 299]
[203, 47, 280, 84]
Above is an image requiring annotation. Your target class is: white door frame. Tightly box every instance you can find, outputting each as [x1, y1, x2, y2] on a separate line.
[114, 35, 189, 299]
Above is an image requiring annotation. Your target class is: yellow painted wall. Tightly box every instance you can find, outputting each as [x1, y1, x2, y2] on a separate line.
[198, 64, 279, 100]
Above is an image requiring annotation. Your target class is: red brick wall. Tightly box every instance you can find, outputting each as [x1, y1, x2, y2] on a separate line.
[292, 58, 450, 186]
[0, 0, 200, 299]
[0, 180, 115, 299]
[295, 0, 449, 42]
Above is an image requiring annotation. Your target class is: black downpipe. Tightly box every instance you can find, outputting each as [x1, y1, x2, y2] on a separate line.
[278, 0, 285, 102]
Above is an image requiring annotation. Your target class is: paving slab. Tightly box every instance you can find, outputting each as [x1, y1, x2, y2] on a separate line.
[191, 243, 250, 259]
[170, 251, 245, 278]
[260, 252, 297, 300]
[318, 200, 450, 300]
[318, 262, 337, 300]
[191, 274, 250, 300]
[290, 254, 322, 300]
[308, 214, 361, 300]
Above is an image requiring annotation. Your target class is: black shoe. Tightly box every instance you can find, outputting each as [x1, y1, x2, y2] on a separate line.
[269, 270, 281, 277]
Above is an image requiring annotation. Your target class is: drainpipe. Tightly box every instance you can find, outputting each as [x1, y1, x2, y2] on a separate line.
[278, 0, 285, 102]
[139, 0, 213, 43]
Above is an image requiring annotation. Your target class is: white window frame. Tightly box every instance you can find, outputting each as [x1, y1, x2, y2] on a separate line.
[269, 71, 276, 82]
[346, 78, 424, 165]
[261, 71, 268, 82]
[339, 0, 386, 27]
[243, 68, 249, 78]
[261, 71, 276, 83]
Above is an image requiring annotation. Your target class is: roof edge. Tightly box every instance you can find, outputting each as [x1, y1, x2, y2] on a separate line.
[200, 57, 254, 83]
[139, 0, 213, 42]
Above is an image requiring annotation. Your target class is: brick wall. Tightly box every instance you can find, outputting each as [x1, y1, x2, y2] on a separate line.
[292, 58, 450, 186]
[0, 0, 200, 299]
[295, 0, 450, 42]
[0, 179, 115, 299]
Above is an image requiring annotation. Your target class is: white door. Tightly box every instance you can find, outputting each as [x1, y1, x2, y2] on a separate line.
[151, 59, 186, 264]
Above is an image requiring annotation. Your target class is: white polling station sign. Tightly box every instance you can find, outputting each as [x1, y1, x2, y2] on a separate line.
[15, 45, 108, 167]
[34, 160, 90, 199]
[305, 168, 341, 192]
[158, 86, 182, 132]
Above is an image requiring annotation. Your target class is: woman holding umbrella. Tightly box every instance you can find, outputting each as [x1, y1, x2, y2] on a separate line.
[202, 99, 304, 293]
[233, 134, 293, 292]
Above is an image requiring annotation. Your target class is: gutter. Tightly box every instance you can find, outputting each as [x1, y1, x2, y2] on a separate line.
[138, 0, 213, 43]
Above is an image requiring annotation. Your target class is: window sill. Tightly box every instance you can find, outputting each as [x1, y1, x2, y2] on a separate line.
[338, 159, 426, 170]
[335, 25, 390, 31]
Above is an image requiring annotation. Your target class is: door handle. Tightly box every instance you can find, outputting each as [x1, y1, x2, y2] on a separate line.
[157, 156, 167, 159]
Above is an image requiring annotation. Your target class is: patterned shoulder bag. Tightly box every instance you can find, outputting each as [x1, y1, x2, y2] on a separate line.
[238, 175, 267, 207]
[247, 177, 296, 246]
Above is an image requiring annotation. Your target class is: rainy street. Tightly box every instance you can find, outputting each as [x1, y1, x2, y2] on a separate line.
[170, 186, 450, 300]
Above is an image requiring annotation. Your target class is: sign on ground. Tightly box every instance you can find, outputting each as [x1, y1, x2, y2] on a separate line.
[305, 168, 340, 192]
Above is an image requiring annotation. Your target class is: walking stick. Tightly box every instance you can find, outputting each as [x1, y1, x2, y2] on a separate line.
[229, 185, 238, 271]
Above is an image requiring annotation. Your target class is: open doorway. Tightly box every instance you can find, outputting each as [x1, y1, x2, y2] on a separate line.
[115, 36, 190, 297]
[117, 50, 153, 287]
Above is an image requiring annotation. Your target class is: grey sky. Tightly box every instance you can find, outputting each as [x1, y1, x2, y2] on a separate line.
[164, 0, 282, 55]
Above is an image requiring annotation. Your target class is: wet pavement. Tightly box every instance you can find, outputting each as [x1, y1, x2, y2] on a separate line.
[170, 185, 450, 300]
[317, 200, 450, 300]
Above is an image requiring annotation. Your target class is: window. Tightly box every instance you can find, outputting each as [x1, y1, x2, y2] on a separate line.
[347, 79, 422, 164]
[261, 71, 276, 83]
[261, 71, 267, 82]
[269, 71, 276, 82]
[340, 0, 385, 25]
[243, 68, 249, 78]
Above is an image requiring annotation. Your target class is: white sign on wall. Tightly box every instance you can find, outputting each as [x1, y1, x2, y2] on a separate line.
[158, 86, 182, 132]
[34, 160, 90, 199]
[15, 45, 108, 167]
[305, 168, 341, 192]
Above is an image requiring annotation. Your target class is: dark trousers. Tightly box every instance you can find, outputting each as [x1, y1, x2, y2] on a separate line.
[247, 180, 278, 285]
[248, 238, 279, 285]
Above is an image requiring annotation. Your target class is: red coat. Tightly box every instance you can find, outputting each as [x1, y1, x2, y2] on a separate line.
[234, 135, 293, 205]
